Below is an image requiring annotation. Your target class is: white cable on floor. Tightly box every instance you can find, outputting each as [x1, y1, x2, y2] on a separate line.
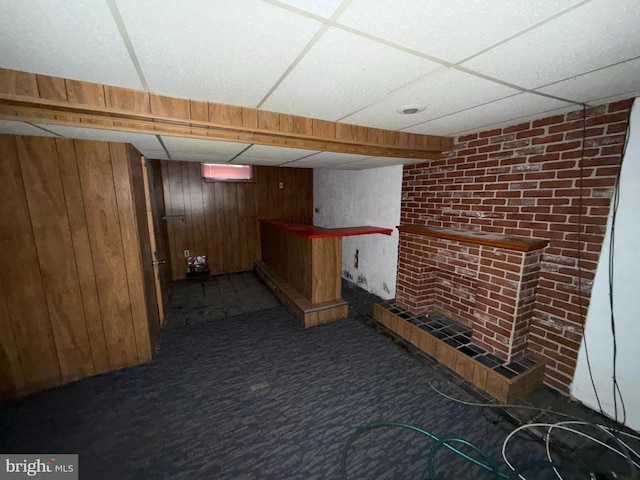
[502, 421, 640, 480]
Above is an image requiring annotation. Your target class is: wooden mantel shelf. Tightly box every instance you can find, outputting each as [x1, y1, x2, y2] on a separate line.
[397, 224, 548, 252]
[260, 218, 392, 239]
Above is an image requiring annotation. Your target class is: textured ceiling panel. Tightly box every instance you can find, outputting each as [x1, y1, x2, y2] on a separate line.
[461, 0, 640, 89]
[262, 27, 440, 120]
[233, 145, 318, 163]
[0, 120, 58, 137]
[36, 124, 164, 155]
[161, 136, 248, 162]
[536, 58, 640, 104]
[405, 93, 574, 136]
[334, 156, 410, 170]
[274, 0, 345, 18]
[116, 0, 322, 107]
[286, 151, 370, 167]
[341, 68, 519, 129]
[0, 1, 142, 89]
[337, 0, 584, 63]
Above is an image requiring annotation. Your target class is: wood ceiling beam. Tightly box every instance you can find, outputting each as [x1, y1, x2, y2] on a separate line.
[0, 68, 453, 159]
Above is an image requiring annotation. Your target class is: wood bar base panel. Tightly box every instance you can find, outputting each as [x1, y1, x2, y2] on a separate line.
[256, 261, 348, 328]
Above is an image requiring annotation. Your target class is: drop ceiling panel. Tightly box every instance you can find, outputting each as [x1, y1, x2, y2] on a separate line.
[34, 124, 164, 157]
[342, 68, 519, 130]
[0, 1, 142, 89]
[337, 0, 585, 63]
[161, 136, 248, 162]
[262, 27, 441, 120]
[233, 145, 318, 164]
[536, 58, 640, 104]
[0, 120, 58, 137]
[335, 156, 412, 170]
[461, 0, 640, 89]
[286, 151, 371, 167]
[116, 0, 322, 107]
[274, 0, 345, 18]
[405, 93, 574, 136]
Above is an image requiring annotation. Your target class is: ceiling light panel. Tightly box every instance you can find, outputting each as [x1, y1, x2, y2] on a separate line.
[34, 124, 164, 155]
[273, 0, 345, 18]
[0, 120, 58, 137]
[262, 27, 441, 120]
[116, 0, 322, 107]
[342, 68, 519, 130]
[337, 0, 584, 63]
[0, 1, 143, 89]
[461, 0, 640, 89]
[536, 58, 640, 104]
[405, 93, 574, 136]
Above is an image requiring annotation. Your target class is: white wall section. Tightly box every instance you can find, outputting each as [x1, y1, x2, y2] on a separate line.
[571, 98, 639, 430]
[313, 165, 402, 300]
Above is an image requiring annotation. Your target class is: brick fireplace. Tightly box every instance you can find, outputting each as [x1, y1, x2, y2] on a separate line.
[397, 99, 633, 392]
[396, 225, 546, 363]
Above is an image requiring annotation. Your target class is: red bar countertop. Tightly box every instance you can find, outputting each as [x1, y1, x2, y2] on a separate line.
[260, 218, 393, 239]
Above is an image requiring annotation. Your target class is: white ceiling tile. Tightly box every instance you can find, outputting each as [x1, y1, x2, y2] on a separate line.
[0, 0, 142, 89]
[405, 93, 574, 136]
[34, 124, 164, 156]
[232, 158, 290, 166]
[285, 151, 370, 167]
[338, 0, 584, 63]
[262, 27, 440, 120]
[274, 0, 345, 18]
[0, 120, 58, 137]
[334, 156, 410, 170]
[536, 58, 640, 104]
[233, 145, 318, 163]
[116, 0, 322, 107]
[161, 136, 248, 162]
[342, 68, 519, 129]
[461, 0, 640, 89]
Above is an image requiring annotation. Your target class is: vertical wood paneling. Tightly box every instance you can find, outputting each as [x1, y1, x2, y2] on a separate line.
[75, 140, 138, 369]
[163, 161, 188, 279]
[186, 163, 206, 256]
[17, 136, 94, 382]
[110, 143, 152, 362]
[55, 138, 110, 374]
[162, 163, 313, 278]
[0, 135, 156, 399]
[0, 136, 62, 391]
[0, 275, 25, 397]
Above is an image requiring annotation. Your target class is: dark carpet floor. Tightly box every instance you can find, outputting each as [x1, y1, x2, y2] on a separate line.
[1, 305, 562, 479]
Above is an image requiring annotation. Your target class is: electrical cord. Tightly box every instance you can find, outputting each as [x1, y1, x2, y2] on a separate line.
[429, 382, 582, 420]
[607, 112, 632, 426]
[501, 421, 639, 480]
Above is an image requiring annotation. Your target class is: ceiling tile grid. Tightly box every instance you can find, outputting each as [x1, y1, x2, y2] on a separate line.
[340, 68, 520, 130]
[335, 0, 587, 63]
[460, 0, 640, 89]
[261, 26, 441, 120]
[405, 93, 574, 136]
[115, 0, 323, 108]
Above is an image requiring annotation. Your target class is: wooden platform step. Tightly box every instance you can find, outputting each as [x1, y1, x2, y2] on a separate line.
[255, 261, 348, 328]
[373, 302, 545, 403]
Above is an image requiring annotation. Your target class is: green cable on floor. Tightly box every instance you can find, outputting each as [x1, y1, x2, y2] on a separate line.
[340, 421, 509, 479]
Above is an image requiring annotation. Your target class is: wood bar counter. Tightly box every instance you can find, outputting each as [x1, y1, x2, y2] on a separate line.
[256, 219, 392, 328]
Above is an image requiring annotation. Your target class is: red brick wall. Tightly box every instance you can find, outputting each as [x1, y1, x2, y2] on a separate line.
[400, 99, 633, 392]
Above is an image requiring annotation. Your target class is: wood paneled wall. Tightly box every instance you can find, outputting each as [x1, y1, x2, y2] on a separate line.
[0, 135, 158, 399]
[161, 162, 313, 279]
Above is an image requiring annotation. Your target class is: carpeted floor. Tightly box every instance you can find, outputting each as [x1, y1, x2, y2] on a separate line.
[0, 279, 568, 479]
